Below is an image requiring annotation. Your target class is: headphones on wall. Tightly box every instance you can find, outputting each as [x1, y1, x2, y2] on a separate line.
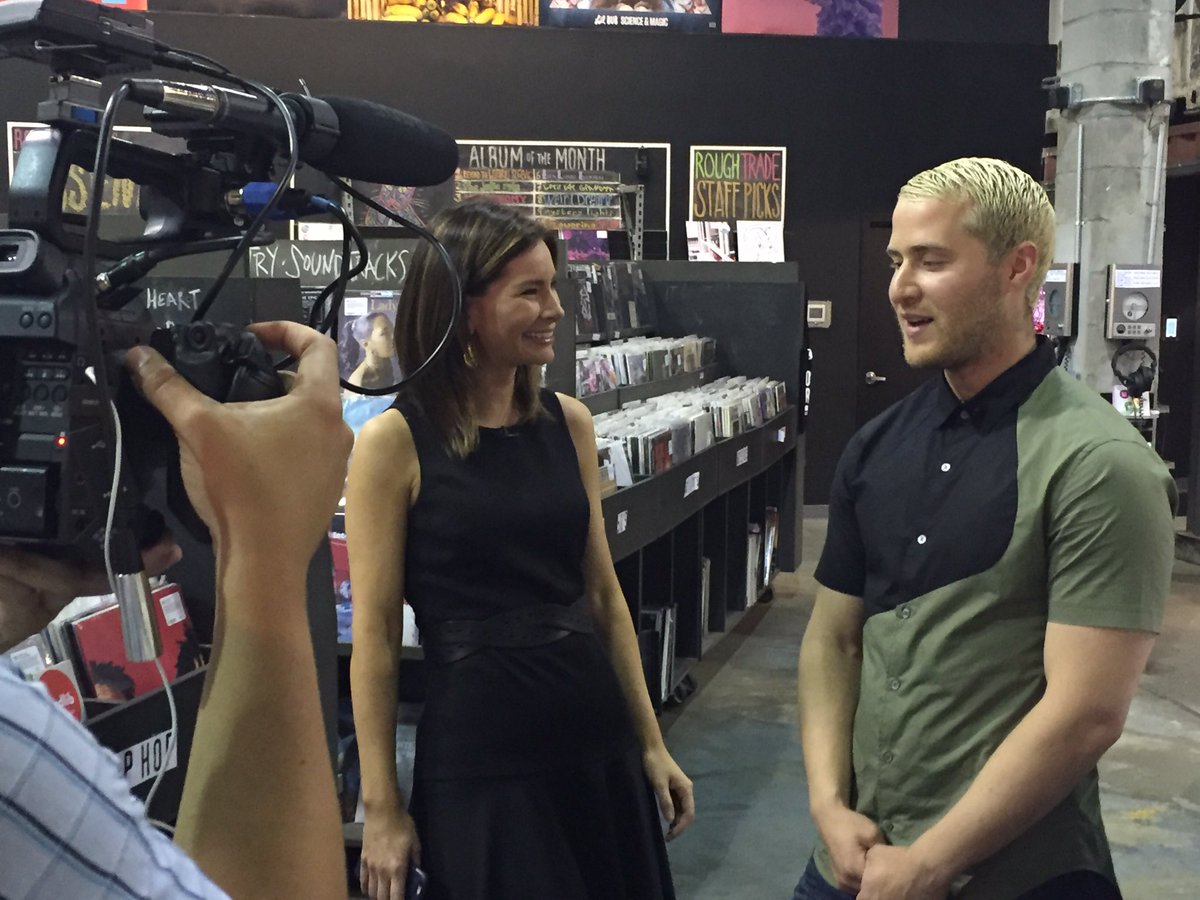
[1111, 343, 1158, 399]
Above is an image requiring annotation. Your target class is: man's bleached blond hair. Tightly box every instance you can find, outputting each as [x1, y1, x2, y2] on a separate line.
[898, 157, 1055, 310]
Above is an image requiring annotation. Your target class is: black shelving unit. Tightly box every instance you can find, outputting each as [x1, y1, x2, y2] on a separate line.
[601, 406, 799, 710]
[87, 667, 208, 822]
[570, 261, 805, 710]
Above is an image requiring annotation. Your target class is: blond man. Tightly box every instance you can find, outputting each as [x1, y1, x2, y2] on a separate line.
[795, 158, 1176, 900]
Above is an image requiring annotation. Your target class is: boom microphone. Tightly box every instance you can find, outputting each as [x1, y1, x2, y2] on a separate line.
[126, 80, 460, 186]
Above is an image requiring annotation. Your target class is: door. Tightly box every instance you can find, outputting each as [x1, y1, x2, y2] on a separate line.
[856, 216, 937, 425]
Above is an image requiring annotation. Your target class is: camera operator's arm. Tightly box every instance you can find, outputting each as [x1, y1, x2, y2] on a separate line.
[127, 321, 352, 899]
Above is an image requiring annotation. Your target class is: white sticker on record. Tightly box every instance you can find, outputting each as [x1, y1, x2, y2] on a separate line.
[159, 591, 187, 627]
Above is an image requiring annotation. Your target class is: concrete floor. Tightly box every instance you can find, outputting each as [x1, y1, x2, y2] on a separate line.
[663, 516, 1200, 899]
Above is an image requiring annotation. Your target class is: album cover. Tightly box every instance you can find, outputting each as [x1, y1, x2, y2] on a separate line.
[597, 445, 619, 497]
[625, 350, 649, 386]
[338, 290, 402, 390]
[561, 228, 611, 262]
[669, 417, 693, 463]
[348, 178, 456, 229]
[745, 524, 762, 608]
[629, 264, 656, 331]
[69, 585, 204, 701]
[596, 263, 632, 334]
[763, 506, 780, 589]
[689, 409, 715, 453]
[567, 267, 601, 340]
[330, 532, 353, 642]
[650, 428, 673, 474]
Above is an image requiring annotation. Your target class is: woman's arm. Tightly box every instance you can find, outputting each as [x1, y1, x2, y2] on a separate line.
[346, 410, 423, 899]
[558, 394, 696, 839]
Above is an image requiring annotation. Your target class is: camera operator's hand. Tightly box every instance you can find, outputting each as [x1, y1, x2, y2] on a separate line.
[125, 321, 352, 567]
[0, 537, 180, 654]
[127, 320, 351, 899]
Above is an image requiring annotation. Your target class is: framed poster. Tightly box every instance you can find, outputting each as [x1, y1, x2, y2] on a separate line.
[352, 139, 672, 251]
[539, 0, 718, 32]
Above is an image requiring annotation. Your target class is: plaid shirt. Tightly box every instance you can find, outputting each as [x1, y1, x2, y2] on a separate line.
[0, 659, 228, 900]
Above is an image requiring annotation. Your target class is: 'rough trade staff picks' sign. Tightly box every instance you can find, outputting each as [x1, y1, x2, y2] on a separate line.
[689, 145, 786, 223]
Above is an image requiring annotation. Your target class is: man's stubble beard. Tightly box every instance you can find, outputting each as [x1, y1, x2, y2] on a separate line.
[898, 273, 1007, 373]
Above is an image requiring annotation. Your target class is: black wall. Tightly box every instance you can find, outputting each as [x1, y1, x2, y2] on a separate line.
[0, 14, 1053, 509]
[900, 0, 1049, 44]
[1161, 174, 1200, 497]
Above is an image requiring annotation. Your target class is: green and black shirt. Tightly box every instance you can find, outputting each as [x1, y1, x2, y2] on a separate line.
[813, 337, 1177, 899]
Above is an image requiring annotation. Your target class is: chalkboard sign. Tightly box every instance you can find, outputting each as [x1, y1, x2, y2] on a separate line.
[246, 239, 420, 291]
[137, 277, 303, 330]
[689, 145, 786, 224]
[349, 141, 671, 242]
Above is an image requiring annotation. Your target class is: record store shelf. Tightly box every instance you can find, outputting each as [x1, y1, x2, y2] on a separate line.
[579, 364, 721, 415]
[603, 405, 799, 712]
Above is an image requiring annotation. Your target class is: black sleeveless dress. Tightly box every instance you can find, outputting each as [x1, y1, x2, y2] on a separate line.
[395, 390, 675, 900]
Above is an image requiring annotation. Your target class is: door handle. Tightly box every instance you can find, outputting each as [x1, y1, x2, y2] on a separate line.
[865, 371, 888, 385]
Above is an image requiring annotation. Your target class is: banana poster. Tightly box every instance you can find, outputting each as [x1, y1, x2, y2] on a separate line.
[349, 0, 536, 23]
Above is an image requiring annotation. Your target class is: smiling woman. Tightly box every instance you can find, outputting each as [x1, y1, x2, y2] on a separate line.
[346, 198, 693, 900]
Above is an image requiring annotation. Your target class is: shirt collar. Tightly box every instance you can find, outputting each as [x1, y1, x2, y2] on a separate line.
[934, 335, 1056, 430]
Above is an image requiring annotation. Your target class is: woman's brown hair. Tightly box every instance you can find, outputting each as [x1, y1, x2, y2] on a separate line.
[395, 198, 559, 458]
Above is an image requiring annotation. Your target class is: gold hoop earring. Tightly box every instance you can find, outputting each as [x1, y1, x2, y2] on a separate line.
[464, 340, 478, 368]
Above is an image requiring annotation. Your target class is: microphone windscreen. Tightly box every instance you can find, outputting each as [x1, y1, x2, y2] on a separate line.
[318, 96, 459, 187]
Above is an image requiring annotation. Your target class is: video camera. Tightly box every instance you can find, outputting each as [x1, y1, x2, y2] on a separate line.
[0, 0, 324, 658]
[1, 0, 460, 660]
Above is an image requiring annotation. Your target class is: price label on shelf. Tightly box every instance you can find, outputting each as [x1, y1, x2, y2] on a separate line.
[684, 472, 701, 497]
[736, 447, 749, 467]
[616, 510, 629, 534]
[776, 428, 787, 443]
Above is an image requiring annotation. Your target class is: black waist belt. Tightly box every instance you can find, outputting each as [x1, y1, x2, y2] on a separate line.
[422, 596, 594, 665]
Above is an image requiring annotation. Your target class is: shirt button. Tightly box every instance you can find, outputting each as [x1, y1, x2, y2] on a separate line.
[940, 462, 951, 472]
[881, 750, 894, 763]
[897, 605, 912, 620]
[916, 534, 927, 545]
[888, 678, 902, 691]
[882, 820, 895, 833]
[960, 410, 970, 421]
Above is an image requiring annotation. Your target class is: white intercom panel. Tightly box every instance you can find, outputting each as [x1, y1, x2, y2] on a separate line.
[1038, 263, 1077, 337]
[1106, 264, 1162, 339]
